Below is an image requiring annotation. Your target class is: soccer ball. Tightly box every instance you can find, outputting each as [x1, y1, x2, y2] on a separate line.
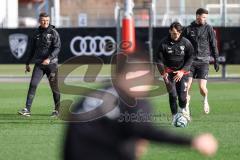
[174, 113, 188, 128]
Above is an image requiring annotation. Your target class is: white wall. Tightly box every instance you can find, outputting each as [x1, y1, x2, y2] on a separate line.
[0, 0, 7, 27]
[0, 0, 18, 28]
[7, 0, 18, 28]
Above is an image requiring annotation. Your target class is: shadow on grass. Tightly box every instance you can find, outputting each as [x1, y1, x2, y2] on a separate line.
[0, 113, 66, 124]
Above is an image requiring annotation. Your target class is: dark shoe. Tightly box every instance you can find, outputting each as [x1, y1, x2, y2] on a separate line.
[51, 110, 59, 117]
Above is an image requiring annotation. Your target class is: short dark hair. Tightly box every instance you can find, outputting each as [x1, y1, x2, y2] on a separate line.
[169, 22, 183, 32]
[39, 12, 49, 18]
[196, 8, 208, 15]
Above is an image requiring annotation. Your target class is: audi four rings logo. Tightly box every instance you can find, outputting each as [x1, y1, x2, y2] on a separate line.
[70, 36, 116, 56]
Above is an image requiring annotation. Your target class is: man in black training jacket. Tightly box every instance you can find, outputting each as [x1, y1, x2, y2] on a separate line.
[18, 12, 61, 117]
[154, 22, 194, 123]
[182, 8, 219, 115]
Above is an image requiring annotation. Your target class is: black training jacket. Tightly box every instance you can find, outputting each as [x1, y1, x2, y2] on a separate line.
[26, 25, 61, 65]
[182, 21, 219, 64]
[154, 36, 194, 74]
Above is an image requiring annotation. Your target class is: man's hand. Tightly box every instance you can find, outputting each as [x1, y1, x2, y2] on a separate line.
[162, 73, 169, 83]
[214, 61, 219, 72]
[192, 133, 218, 156]
[25, 65, 31, 73]
[135, 139, 149, 159]
[42, 58, 50, 65]
[173, 70, 184, 82]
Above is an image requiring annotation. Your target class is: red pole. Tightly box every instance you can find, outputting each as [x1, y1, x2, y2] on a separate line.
[121, 0, 136, 54]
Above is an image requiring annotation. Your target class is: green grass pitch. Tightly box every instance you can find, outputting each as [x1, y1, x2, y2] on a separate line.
[0, 81, 239, 160]
[0, 64, 239, 77]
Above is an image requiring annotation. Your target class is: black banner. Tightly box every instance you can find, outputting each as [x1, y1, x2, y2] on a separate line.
[218, 28, 240, 64]
[0, 28, 117, 64]
[0, 27, 239, 64]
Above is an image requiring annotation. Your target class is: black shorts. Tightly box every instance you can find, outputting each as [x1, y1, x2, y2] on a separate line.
[189, 62, 209, 79]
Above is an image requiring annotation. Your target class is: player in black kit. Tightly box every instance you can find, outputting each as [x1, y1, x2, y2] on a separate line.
[154, 22, 194, 123]
[18, 12, 61, 117]
[182, 8, 219, 115]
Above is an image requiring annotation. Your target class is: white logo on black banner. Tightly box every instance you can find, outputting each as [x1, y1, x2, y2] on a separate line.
[9, 33, 28, 59]
[70, 36, 116, 56]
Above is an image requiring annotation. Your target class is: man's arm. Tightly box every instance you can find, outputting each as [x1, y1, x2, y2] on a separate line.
[130, 122, 192, 145]
[182, 26, 189, 39]
[209, 26, 219, 60]
[124, 102, 192, 145]
[128, 120, 218, 156]
[26, 35, 36, 65]
[25, 34, 36, 72]
[182, 40, 194, 72]
[209, 26, 219, 72]
[154, 42, 165, 75]
[49, 29, 61, 61]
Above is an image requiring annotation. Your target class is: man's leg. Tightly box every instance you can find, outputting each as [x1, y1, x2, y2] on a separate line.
[198, 79, 209, 114]
[46, 64, 60, 115]
[165, 74, 178, 124]
[186, 77, 193, 117]
[176, 75, 190, 121]
[195, 63, 210, 114]
[169, 91, 178, 116]
[186, 63, 196, 118]
[19, 65, 44, 116]
[26, 65, 44, 110]
[169, 90, 178, 125]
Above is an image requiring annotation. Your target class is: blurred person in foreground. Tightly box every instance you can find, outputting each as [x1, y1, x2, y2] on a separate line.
[18, 12, 61, 117]
[62, 54, 218, 160]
